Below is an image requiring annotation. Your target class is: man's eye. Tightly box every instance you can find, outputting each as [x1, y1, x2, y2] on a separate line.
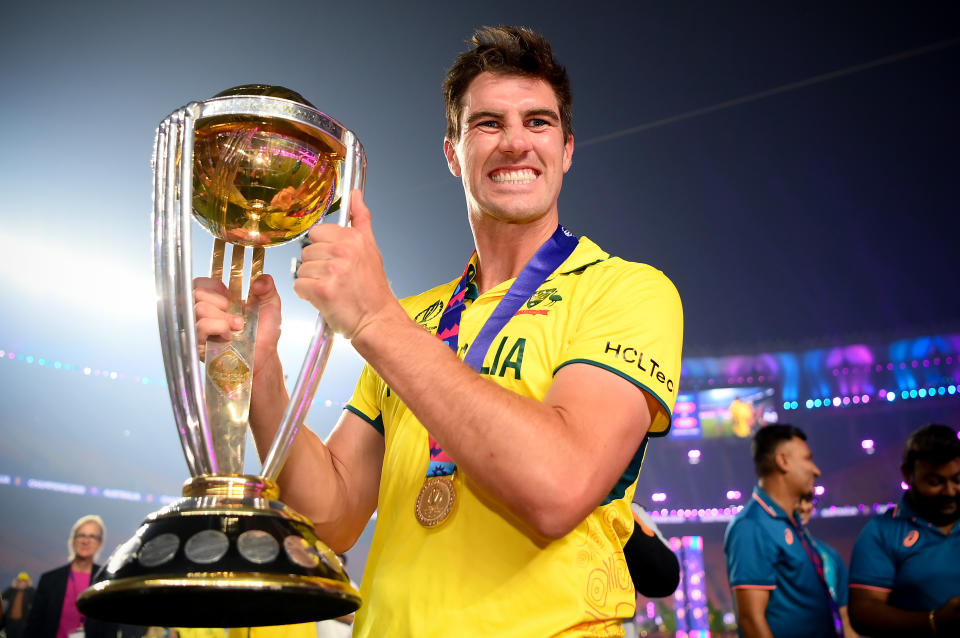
[528, 118, 549, 127]
[478, 120, 500, 128]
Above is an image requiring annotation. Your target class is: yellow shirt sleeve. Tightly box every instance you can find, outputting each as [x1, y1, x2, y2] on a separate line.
[345, 363, 384, 435]
[557, 260, 683, 435]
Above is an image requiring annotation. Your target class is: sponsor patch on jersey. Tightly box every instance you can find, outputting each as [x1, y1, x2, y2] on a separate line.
[903, 530, 919, 547]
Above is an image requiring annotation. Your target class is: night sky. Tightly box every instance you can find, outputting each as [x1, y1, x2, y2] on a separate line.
[1, 0, 957, 597]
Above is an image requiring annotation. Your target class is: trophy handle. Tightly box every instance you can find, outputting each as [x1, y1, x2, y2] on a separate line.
[153, 103, 218, 476]
[260, 131, 366, 481]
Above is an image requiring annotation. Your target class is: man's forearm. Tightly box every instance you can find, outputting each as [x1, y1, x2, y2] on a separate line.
[248, 355, 358, 547]
[249, 354, 290, 463]
[351, 307, 647, 538]
[849, 596, 934, 636]
[738, 614, 775, 638]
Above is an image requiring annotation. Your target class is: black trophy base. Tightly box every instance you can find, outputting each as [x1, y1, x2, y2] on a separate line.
[77, 574, 358, 628]
[78, 479, 360, 627]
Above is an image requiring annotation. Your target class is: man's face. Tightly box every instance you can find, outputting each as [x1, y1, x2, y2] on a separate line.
[779, 437, 821, 498]
[73, 522, 103, 561]
[444, 72, 573, 226]
[904, 457, 960, 527]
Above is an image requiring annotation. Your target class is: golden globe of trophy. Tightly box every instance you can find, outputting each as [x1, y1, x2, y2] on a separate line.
[77, 85, 365, 627]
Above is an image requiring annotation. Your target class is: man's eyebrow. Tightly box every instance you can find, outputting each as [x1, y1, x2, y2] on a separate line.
[523, 108, 560, 121]
[465, 110, 503, 126]
[464, 108, 560, 126]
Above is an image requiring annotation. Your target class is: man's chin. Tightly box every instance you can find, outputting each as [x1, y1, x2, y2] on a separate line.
[928, 511, 960, 527]
[908, 492, 960, 526]
[924, 504, 960, 527]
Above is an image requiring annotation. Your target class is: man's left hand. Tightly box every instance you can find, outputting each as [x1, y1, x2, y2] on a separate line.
[294, 189, 404, 340]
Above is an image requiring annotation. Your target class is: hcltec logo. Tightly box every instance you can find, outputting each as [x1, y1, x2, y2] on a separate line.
[903, 530, 919, 547]
[603, 342, 676, 393]
[415, 300, 444, 327]
[784, 528, 794, 545]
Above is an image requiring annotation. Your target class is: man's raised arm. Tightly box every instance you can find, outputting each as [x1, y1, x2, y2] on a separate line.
[293, 192, 677, 540]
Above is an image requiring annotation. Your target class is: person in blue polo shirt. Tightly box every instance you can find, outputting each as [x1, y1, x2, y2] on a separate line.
[724, 424, 842, 638]
[848, 423, 960, 637]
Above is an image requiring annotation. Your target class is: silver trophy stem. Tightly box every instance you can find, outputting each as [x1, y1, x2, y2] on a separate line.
[153, 103, 217, 476]
[202, 243, 262, 474]
[261, 131, 366, 481]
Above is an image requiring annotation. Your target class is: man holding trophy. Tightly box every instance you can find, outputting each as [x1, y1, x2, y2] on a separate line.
[195, 26, 683, 636]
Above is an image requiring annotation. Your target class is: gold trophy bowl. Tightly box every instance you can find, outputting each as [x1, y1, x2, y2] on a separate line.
[78, 85, 364, 627]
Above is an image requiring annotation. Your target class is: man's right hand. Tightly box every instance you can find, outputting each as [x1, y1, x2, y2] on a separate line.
[193, 273, 284, 380]
[934, 595, 960, 635]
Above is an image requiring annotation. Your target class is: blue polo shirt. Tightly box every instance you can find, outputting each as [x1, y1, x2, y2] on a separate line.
[811, 535, 849, 607]
[724, 486, 838, 638]
[849, 495, 960, 611]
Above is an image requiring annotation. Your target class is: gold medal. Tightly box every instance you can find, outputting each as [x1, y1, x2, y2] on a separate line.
[415, 475, 456, 527]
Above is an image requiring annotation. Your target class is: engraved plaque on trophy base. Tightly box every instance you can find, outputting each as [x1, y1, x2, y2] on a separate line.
[79, 477, 360, 627]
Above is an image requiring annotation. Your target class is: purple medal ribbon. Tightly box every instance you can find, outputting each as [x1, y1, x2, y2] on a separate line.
[426, 225, 579, 477]
[793, 518, 844, 637]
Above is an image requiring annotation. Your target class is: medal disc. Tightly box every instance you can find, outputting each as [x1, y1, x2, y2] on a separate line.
[415, 476, 456, 527]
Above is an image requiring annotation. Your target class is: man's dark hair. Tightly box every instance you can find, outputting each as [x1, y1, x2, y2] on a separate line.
[442, 25, 573, 143]
[901, 423, 960, 474]
[751, 424, 808, 478]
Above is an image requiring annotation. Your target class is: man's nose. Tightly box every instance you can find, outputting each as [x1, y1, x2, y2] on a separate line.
[813, 463, 822, 477]
[499, 125, 533, 153]
[945, 479, 959, 498]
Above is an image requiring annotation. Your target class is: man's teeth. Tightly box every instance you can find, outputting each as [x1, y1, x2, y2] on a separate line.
[491, 169, 537, 184]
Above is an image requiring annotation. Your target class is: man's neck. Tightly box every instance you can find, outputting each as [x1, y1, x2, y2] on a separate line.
[469, 213, 558, 294]
[905, 491, 960, 535]
[758, 478, 801, 524]
[71, 558, 94, 573]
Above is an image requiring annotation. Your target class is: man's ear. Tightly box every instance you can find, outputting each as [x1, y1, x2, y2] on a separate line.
[774, 450, 790, 474]
[562, 133, 574, 173]
[443, 138, 461, 177]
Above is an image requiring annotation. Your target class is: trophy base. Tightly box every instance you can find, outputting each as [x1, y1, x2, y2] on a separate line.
[78, 475, 361, 627]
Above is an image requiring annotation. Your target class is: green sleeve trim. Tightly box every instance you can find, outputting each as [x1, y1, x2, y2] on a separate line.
[345, 404, 385, 436]
[554, 359, 673, 437]
[602, 437, 649, 505]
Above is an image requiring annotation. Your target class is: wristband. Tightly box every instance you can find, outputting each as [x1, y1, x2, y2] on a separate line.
[929, 609, 937, 635]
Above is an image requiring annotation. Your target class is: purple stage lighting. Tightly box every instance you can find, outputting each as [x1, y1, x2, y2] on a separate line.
[814, 485, 825, 497]
[726, 490, 742, 500]
[652, 492, 667, 502]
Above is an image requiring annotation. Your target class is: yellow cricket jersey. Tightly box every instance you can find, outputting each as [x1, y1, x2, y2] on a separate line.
[346, 236, 683, 637]
[226, 625, 317, 638]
